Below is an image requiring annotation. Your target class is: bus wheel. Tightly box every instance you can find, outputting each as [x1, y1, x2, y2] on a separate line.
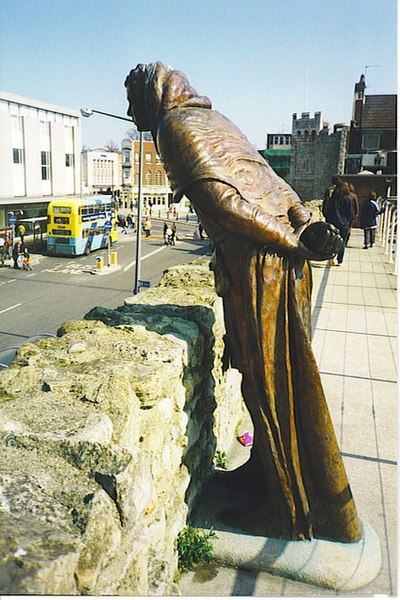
[84, 242, 91, 256]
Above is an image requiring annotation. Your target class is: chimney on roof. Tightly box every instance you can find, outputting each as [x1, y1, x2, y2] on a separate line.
[354, 74, 366, 97]
[352, 74, 366, 126]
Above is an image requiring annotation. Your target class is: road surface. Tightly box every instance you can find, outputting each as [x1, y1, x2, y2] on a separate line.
[0, 220, 211, 362]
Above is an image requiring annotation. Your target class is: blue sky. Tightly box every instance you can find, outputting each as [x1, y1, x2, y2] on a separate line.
[0, 0, 397, 149]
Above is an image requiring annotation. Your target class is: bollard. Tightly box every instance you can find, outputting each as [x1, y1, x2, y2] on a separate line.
[96, 256, 104, 270]
[110, 251, 118, 265]
[384, 205, 395, 255]
[388, 213, 397, 264]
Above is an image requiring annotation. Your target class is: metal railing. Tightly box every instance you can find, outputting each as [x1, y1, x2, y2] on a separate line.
[377, 197, 397, 274]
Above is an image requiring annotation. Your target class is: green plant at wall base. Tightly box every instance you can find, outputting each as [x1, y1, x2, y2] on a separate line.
[176, 526, 218, 572]
[214, 450, 228, 469]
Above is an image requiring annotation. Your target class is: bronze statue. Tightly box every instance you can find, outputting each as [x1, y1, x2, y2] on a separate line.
[125, 62, 362, 543]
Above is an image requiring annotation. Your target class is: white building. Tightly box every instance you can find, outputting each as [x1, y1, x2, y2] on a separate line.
[0, 91, 81, 229]
[81, 149, 121, 196]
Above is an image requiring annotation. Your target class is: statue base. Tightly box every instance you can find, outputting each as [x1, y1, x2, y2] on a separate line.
[205, 521, 381, 591]
[190, 474, 381, 591]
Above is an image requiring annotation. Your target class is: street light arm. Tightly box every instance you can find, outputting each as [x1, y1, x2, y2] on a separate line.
[80, 107, 132, 122]
[79, 105, 142, 294]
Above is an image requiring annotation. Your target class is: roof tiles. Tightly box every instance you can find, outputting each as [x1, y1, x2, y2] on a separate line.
[362, 95, 397, 129]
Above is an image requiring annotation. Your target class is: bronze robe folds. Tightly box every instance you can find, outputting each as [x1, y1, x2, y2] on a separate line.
[125, 62, 361, 542]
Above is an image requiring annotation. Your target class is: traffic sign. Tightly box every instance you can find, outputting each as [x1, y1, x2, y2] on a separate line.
[139, 280, 151, 288]
[104, 221, 112, 233]
[8, 214, 17, 226]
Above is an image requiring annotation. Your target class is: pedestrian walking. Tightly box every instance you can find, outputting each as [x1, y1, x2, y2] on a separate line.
[324, 180, 355, 266]
[12, 241, 23, 269]
[360, 190, 385, 249]
[18, 223, 26, 242]
[346, 183, 359, 246]
[193, 226, 201, 240]
[322, 175, 342, 219]
[163, 221, 169, 245]
[121, 218, 128, 234]
[171, 222, 177, 245]
[22, 248, 32, 270]
[164, 224, 173, 244]
[143, 218, 152, 237]
[5, 233, 12, 259]
[0, 237, 6, 267]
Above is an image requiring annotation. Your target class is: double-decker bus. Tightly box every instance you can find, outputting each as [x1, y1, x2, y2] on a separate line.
[47, 197, 118, 256]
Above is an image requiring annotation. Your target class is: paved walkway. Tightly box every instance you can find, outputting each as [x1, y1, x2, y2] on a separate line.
[179, 229, 397, 597]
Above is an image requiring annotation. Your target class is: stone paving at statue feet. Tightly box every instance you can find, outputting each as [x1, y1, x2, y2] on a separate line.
[179, 229, 397, 597]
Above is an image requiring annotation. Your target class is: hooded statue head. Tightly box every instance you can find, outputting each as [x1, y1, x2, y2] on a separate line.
[124, 61, 212, 132]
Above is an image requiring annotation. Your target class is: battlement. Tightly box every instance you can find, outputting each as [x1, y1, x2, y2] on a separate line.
[292, 111, 326, 136]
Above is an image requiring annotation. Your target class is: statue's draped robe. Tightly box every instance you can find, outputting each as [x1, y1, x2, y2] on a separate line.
[133, 63, 361, 542]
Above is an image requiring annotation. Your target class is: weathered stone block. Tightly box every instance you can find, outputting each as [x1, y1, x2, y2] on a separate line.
[0, 259, 248, 595]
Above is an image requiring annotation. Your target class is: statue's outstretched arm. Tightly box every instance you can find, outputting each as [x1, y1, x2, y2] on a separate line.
[187, 180, 313, 257]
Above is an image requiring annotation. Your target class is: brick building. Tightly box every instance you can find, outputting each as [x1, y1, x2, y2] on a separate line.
[121, 136, 171, 210]
[342, 74, 397, 210]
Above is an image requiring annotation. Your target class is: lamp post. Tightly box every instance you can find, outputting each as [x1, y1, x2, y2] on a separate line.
[80, 107, 144, 294]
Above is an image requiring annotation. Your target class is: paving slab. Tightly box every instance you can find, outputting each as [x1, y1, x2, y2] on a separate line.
[179, 230, 397, 597]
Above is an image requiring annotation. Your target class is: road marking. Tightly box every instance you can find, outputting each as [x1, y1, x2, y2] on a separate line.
[7, 279, 16, 283]
[123, 245, 166, 272]
[42, 263, 87, 275]
[0, 303, 22, 315]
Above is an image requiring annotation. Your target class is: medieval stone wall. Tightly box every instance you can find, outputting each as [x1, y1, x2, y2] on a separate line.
[290, 112, 349, 202]
[0, 260, 247, 595]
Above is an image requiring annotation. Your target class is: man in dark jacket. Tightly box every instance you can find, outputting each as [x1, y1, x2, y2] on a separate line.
[324, 181, 355, 265]
[322, 175, 341, 218]
[360, 190, 385, 249]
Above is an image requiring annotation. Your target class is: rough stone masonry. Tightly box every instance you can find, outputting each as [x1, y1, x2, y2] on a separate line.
[0, 259, 246, 595]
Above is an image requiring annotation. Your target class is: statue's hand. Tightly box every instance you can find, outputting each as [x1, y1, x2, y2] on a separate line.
[298, 221, 342, 261]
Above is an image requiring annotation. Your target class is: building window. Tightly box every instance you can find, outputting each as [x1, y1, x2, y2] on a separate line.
[13, 148, 24, 164]
[40, 121, 50, 136]
[156, 155, 162, 164]
[145, 170, 153, 185]
[145, 152, 152, 164]
[156, 170, 162, 185]
[65, 153, 74, 167]
[12, 115, 23, 131]
[362, 133, 380, 150]
[41, 151, 51, 180]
